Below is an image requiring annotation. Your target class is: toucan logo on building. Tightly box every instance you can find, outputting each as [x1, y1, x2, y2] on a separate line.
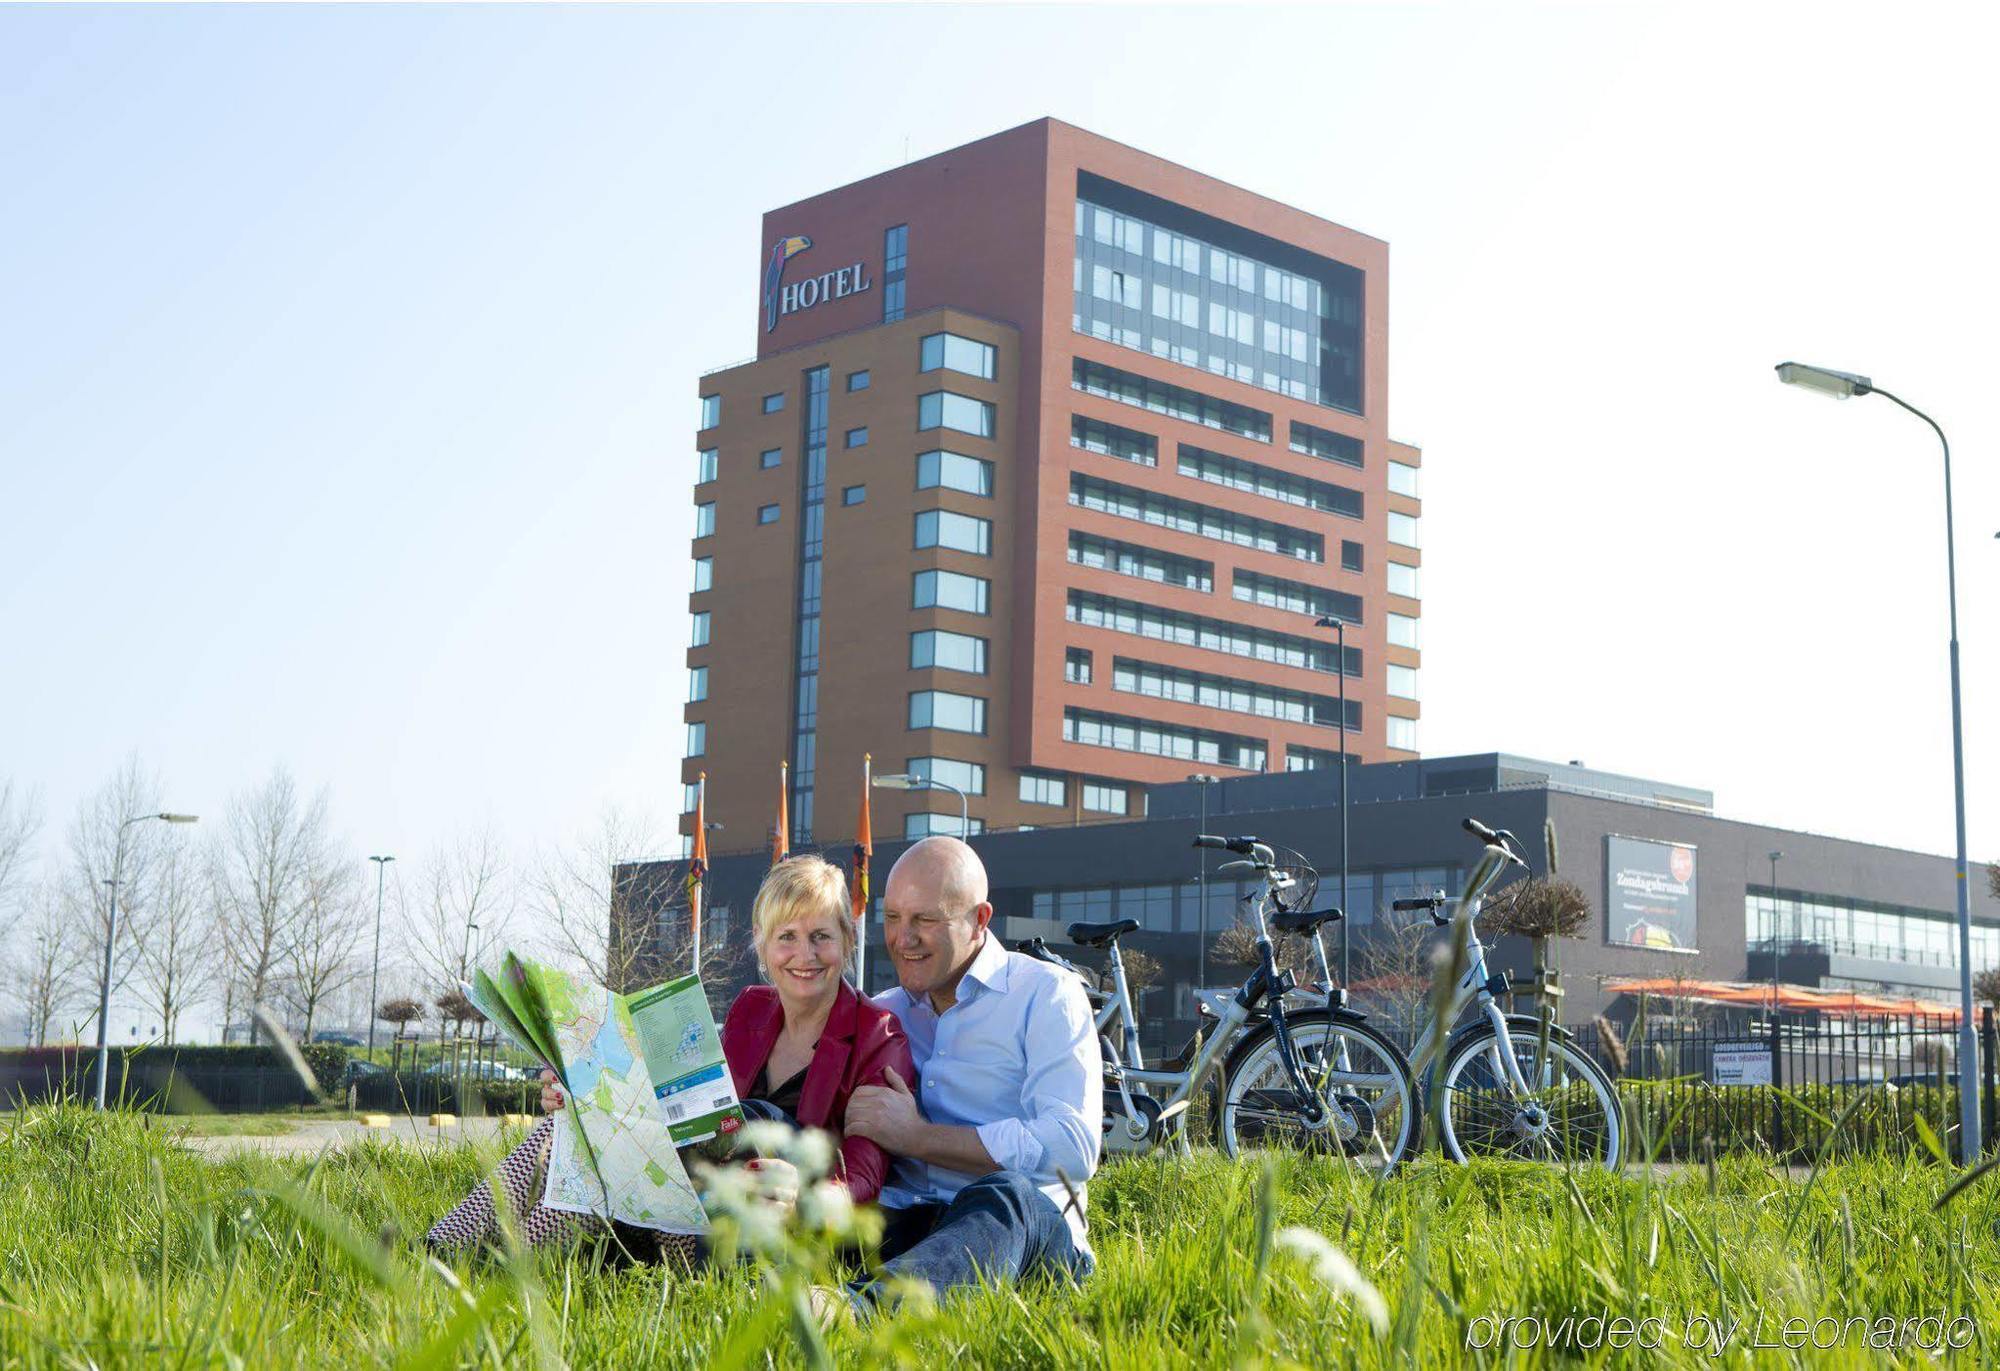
[763, 234, 871, 333]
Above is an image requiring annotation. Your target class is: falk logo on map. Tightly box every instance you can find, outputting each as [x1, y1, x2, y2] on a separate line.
[763, 232, 872, 332]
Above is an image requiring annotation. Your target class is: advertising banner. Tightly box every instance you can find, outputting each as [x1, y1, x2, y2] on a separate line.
[1605, 834, 1699, 951]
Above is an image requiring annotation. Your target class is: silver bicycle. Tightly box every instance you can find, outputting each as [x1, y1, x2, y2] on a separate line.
[1017, 834, 1420, 1172]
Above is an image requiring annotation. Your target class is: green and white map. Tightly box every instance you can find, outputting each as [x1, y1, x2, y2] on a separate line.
[466, 954, 741, 1234]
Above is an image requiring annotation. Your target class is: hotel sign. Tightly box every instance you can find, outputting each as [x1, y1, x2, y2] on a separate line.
[763, 233, 871, 333]
[1605, 834, 1699, 952]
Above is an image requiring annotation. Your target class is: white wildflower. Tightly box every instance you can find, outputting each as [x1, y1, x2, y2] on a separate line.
[1274, 1226, 1389, 1336]
[737, 1119, 796, 1159]
[780, 1127, 836, 1180]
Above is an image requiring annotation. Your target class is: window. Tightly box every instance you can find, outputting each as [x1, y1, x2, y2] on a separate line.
[1178, 444, 1362, 519]
[1388, 461, 1420, 497]
[905, 812, 983, 839]
[845, 426, 869, 449]
[914, 509, 992, 556]
[1388, 613, 1421, 649]
[1072, 358, 1272, 443]
[1082, 783, 1128, 815]
[917, 391, 995, 438]
[916, 450, 993, 497]
[1289, 421, 1364, 468]
[758, 504, 780, 525]
[1071, 473, 1324, 563]
[910, 629, 988, 674]
[691, 611, 711, 647]
[761, 392, 785, 415]
[699, 395, 721, 429]
[1285, 746, 1356, 772]
[842, 485, 866, 506]
[1065, 648, 1093, 684]
[697, 448, 718, 484]
[1387, 716, 1418, 752]
[1388, 664, 1419, 700]
[908, 756, 986, 796]
[1064, 706, 1266, 771]
[692, 557, 713, 593]
[1388, 512, 1421, 548]
[760, 447, 782, 469]
[1112, 657, 1359, 729]
[1067, 531, 1212, 592]
[882, 279, 905, 323]
[689, 666, 708, 702]
[1068, 589, 1360, 677]
[1019, 773, 1067, 806]
[912, 569, 990, 615]
[694, 502, 716, 538]
[1341, 541, 1363, 573]
[909, 690, 986, 734]
[1122, 883, 1173, 931]
[682, 782, 701, 814]
[883, 225, 907, 322]
[847, 370, 871, 392]
[920, 332, 997, 380]
[1070, 414, 1157, 467]
[1387, 561, 1420, 599]
[1233, 570, 1362, 624]
[686, 721, 706, 757]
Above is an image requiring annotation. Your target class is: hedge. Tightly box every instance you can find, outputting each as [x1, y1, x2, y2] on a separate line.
[0, 1044, 351, 1099]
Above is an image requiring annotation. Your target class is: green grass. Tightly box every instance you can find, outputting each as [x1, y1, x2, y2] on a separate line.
[3, 1104, 1999, 1367]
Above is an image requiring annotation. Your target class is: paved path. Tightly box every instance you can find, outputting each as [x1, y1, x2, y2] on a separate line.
[180, 1116, 527, 1159]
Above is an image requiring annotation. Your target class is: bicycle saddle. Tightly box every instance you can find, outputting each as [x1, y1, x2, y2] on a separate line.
[1067, 918, 1139, 948]
[1268, 907, 1343, 934]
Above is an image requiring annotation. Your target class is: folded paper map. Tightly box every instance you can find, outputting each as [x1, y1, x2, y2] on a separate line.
[465, 953, 743, 1233]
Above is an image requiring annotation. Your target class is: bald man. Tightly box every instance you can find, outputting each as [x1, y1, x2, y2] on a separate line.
[840, 836, 1101, 1309]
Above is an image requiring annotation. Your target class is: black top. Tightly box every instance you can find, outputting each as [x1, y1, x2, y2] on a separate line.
[748, 1063, 806, 1119]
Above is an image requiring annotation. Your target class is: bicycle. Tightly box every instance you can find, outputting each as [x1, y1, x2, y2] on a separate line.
[1016, 833, 1420, 1171]
[1289, 817, 1623, 1169]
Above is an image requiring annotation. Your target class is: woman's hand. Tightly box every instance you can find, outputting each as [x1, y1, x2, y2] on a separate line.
[539, 1068, 565, 1114]
[745, 1157, 800, 1215]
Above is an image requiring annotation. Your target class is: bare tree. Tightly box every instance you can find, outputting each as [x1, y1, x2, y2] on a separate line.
[130, 830, 213, 1043]
[0, 778, 42, 944]
[8, 881, 87, 1046]
[404, 827, 514, 999]
[527, 807, 699, 990]
[215, 768, 328, 1040]
[1348, 916, 1443, 1043]
[67, 757, 166, 1034]
[283, 842, 368, 1041]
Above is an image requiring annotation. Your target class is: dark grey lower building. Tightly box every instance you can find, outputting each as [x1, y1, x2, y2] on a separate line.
[629, 753, 2000, 1057]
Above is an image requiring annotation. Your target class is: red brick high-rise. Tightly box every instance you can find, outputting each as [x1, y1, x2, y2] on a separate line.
[685, 119, 1422, 851]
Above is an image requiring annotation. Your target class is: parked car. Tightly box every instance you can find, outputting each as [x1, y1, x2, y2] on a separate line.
[312, 1032, 365, 1047]
[342, 1059, 388, 1085]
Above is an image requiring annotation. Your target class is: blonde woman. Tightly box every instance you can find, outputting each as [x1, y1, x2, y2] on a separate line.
[426, 855, 911, 1256]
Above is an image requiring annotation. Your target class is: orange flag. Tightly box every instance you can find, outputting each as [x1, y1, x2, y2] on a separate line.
[852, 755, 873, 989]
[686, 773, 708, 971]
[772, 760, 790, 867]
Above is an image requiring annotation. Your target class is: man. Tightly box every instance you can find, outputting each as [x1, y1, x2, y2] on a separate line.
[841, 835, 1102, 1307]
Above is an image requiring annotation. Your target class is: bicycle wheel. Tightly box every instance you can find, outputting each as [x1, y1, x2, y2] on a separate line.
[1436, 1026, 1621, 1168]
[1217, 1011, 1420, 1172]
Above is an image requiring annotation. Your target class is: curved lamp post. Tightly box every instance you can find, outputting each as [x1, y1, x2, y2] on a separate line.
[1775, 361, 1977, 1159]
[873, 772, 969, 839]
[96, 811, 198, 1109]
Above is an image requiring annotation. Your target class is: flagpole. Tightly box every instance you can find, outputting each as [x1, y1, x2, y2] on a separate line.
[774, 759, 790, 866]
[690, 772, 707, 975]
[855, 753, 873, 992]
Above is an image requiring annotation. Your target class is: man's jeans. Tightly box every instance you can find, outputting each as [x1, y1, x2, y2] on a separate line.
[849, 1170, 1094, 1308]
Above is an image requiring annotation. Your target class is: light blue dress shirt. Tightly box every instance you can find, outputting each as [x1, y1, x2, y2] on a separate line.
[873, 931, 1104, 1251]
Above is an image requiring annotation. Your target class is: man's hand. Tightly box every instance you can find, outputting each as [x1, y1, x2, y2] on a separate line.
[539, 1067, 565, 1114]
[845, 1066, 926, 1152]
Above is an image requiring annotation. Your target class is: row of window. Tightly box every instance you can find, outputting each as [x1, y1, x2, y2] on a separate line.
[1748, 890, 2000, 970]
[1289, 419, 1364, 469]
[1073, 358, 1272, 443]
[1071, 473, 1323, 563]
[1070, 414, 1157, 467]
[694, 327, 989, 443]
[1232, 569, 1361, 625]
[1111, 657, 1361, 731]
[1068, 530, 1213, 593]
[1067, 589, 1360, 677]
[1063, 705, 1267, 771]
[1029, 864, 1458, 936]
[1176, 443, 1362, 520]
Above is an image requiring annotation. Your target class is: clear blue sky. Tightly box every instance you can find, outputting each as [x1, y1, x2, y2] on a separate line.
[3, 3, 1995, 874]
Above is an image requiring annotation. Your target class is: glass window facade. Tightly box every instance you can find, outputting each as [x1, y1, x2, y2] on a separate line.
[1072, 358, 1271, 443]
[917, 391, 994, 438]
[697, 448, 717, 484]
[1112, 657, 1360, 730]
[845, 426, 869, 448]
[784, 366, 834, 842]
[1387, 561, 1420, 599]
[907, 756, 986, 796]
[1285, 745, 1358, 772]
[882, 225, 907, 322]
[1072, 178, 1363, 414]
[1233, 569, 1361, 624]
[1341, 541, 1363, 573]
[905, 812, 983, 839]
[1019, 773, 1067, 806]
[1071, 473, 1323, 563]
[1177, 444, 1362, 520]
[1065, 647, 1093, 683]
[914, 509, 992, 556]
[1290, 420, 1364, 469]
[912, 569, 989, 615]
[694, 502, 715, 538]
[1386, 716, 1418, 752]
[1069, 531, 1212, 592]
[757, 504, 779, 525]
[909, 689, 986, 734]
[760, 448, 782, 468]
[1070, 414, 1158, 467]
[916, 449, 994, 497]
[691, 610, 710, 646]
[1387, 664, 1419, 700]
[686, 721, 706, 757]
[842, 484, 865, 506]
[699, 394, 720, 429]
[1082, 782, 1128, 815]
[1388, 461, 1420, 497]
[692, 556, 712, 592]
[920, 332, 997, 380]
[1388, 512, 1421, 548]
[762, 392, 784, 414]
[910, 628, 988, 674]
[847, 370, 871, 392]
[1388, 613, 1420, 649]
[688, 666, 707, 702]
[1748, 889, 2000, 970]
[1064, 706, 1266, 771]
[1068, 589, 1361, 677]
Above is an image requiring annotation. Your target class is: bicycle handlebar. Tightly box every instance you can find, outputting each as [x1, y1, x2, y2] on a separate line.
[1462, 817, 1500, 844]
[1193, 834, 1266, 856]
[1390, 895, 1445, 912]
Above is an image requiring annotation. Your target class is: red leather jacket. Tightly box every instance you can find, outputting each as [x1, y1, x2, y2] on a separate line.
[719, 979, 913, 1205]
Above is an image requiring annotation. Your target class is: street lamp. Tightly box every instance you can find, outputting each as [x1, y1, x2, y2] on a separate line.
[873, 772, 969, 839]
[1188, 774, 1218, 987]
[1767, 850, 1783, 1018]
[1315, 615, 1353, 988]
[1776, 360, 1978, 1159]
[95, 811, 198, 1109]
[366, 855, 394, 1060]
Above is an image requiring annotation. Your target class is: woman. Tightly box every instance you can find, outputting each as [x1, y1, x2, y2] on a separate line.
[426, 854, 912, 1256]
